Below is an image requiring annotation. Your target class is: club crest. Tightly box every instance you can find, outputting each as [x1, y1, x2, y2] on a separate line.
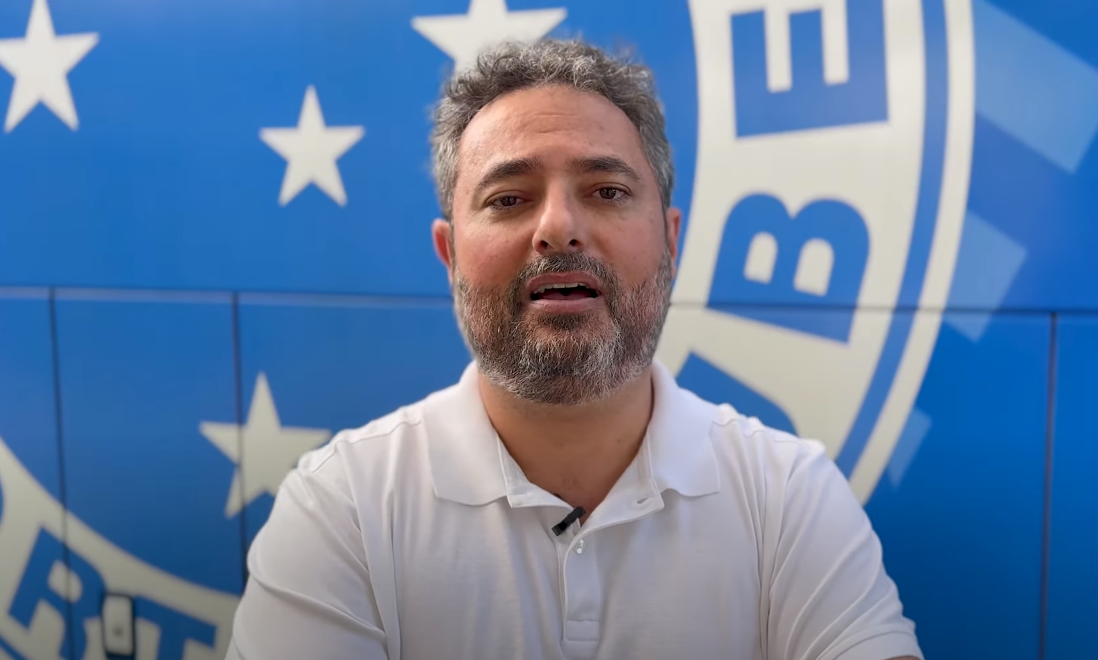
[658, 0, 974, 502]
[0, 0, 975, 657]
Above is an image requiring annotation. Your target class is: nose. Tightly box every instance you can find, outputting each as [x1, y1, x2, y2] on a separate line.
[531, 189, 588, 255]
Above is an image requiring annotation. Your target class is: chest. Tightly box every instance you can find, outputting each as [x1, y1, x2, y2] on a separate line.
[389, 499, 764, 660]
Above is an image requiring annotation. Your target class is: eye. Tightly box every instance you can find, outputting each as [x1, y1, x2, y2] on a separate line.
[489, 195, 521, 209]
[596, 187, 628, 201]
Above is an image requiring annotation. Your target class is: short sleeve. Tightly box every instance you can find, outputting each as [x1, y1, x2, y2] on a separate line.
[763, 439, 924, 660]
[224, 451, 389, 660]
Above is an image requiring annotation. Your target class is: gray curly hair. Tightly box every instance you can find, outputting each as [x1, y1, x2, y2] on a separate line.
[428, 38, 675, 221]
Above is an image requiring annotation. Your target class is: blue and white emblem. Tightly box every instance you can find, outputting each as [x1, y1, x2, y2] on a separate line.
[658, 0, 974, 502]
[0, 0, 981, 658]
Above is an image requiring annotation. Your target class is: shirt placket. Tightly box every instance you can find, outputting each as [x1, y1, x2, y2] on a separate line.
[558, 522, 601, 660]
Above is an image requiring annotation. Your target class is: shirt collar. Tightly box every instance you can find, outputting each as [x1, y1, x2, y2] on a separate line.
[646, 360, 723, 497]
[423, 360, 721, 507]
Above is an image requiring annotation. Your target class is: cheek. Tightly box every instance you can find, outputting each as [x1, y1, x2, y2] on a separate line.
[598, 223, 666, 283]
[455, 228, 529, 285]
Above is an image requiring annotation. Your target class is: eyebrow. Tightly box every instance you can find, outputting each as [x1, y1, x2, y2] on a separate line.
[473, 157, 543, 198]
[471, 154, 644, 200]
[568, 155, 642, 182]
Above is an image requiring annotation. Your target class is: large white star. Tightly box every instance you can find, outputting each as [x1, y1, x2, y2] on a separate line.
[200, 373, 330, 518]
[0, 0, 98, 132]
[412, 0, 566, 73]
[259, 85, 365, 206]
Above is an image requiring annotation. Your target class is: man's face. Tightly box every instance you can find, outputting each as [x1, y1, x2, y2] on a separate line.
[432, 84, 681, 405]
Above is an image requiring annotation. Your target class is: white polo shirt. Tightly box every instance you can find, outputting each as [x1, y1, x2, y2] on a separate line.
[225, 361, 923, 660]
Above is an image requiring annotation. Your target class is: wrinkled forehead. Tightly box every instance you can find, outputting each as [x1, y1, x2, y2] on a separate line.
[453, 85, 652, 191]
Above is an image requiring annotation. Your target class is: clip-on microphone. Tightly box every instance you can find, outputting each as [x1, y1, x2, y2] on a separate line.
[551, 505, 585, 536]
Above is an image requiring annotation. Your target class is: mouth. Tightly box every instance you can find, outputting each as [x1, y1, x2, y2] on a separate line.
[529, 282, 599, 302]
[525, 273, 605, 314]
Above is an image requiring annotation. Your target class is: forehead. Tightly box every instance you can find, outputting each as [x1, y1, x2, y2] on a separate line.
[455, 85, 650, 181]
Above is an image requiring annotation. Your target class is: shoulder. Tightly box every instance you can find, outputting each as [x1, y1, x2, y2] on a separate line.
[299, 403, 427, 475]
[703, 410, 922, 658]
[676, 386, 864, 533]
[703, 396, 836, 489]
[288, 384, 449, 502]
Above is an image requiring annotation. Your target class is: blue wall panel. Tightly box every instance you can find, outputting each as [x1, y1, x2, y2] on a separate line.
[53, 292, 243, 595]
[51, 292, 244, 659]
[865, 311, 1050, 660]
[0, 291, 70, 660]
[235, 296, 472, 542]
[1046, 314, 1098, 660]
[967, 0, 1098, 310]
[0, 0, 698, 298]
[0, 292, 60, 499]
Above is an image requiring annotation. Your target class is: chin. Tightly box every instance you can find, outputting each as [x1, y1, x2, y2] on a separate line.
[526, 309, 609, 333]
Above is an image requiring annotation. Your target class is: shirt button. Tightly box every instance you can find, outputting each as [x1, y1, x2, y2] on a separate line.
[575, 539, 585, 555]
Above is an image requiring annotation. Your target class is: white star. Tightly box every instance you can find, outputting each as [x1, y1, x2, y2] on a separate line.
[0, 0, 98, 132]
[412, 0, 566, 73]
[259, 85, 364, 206]
[200, 373, 330, 518]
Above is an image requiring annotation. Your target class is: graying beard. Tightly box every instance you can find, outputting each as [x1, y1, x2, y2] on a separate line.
[452, 251, 671, 406]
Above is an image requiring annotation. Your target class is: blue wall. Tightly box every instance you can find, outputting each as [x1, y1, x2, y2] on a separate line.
[0, 0, 1095, 658]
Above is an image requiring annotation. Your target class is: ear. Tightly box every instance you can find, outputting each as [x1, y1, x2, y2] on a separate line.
[432, 219, 456, 283]
[665, 206, 683, 276]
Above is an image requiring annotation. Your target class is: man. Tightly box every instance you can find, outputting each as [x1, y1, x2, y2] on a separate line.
[225, 38, 922, 660]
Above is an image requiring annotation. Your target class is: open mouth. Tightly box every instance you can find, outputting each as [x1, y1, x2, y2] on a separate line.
[530, 283, 599, 301]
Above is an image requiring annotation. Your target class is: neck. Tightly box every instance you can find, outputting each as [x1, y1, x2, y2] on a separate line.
[477, 366, 656, 517]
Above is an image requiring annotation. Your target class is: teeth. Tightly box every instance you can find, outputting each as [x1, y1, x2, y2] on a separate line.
[534, 282, 586, 294]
